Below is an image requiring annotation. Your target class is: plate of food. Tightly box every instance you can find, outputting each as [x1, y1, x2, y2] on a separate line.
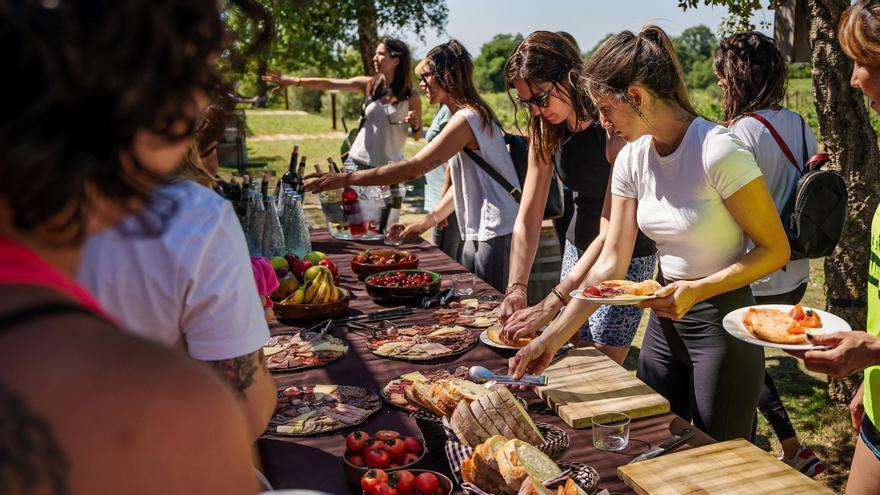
[263, 332, 349, 373]
[268, 384, 382, 437]
[569, 279, 662, 305]
[350, 249, 419, 278]
[479, 325, 533, 350]
[381, 366, 472, 413]
[366, 324, 477, 362]
[434, 298, 502, 328]
[723, 303, 852, 350]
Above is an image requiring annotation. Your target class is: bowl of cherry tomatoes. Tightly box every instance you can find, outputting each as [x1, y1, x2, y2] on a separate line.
[351, 250, 420, 278]
[343, 430, 427, 486]
[361, 469, 451, 495]
[363, 270, 441, 302]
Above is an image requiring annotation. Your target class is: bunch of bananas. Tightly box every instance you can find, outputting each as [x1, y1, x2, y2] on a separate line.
[282, 266, 346, 305]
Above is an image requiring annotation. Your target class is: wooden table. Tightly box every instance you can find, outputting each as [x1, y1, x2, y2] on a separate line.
[257, 229, 713, 494]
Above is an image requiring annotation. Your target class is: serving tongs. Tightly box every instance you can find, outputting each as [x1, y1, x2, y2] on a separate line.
[297, 318, 333, 341]
[422, 288, 454, 309]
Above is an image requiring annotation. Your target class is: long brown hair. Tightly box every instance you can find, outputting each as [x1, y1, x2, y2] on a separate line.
[424, 39, 499, 132]
[367, 37, 413, 102]
[839, 0, 880, 67]
[504, 31, 593, 162]
[582, 25, 696, 118]
[713, 32, 787, 125]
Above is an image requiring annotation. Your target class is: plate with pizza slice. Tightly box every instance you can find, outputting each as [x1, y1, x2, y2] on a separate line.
[569, 279, 662, 306]
[723, 303, 852, 350]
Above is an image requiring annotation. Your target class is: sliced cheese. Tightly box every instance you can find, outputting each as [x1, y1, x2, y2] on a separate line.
[310, 341, 348, 353]
[375, 341, 409, 356]
[400, 371, 428, 382]
[312, 384, 337, 395]
[460, 298, 479, 308]
[428, 325, 466, 336]
[473, 317, 493, 327]
[263, 345, 286, 357]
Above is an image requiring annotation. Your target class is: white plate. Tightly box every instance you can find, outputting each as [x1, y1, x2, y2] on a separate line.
[722, 304, 852, 351]
[569, 289, 657, 306]
[479, 329, 525, 350]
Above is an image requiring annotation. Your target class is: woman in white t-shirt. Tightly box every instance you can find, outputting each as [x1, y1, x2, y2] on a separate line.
[715, 31, 824, 476]
[509, 25, 790, 442]
[305, 40, 519, 291]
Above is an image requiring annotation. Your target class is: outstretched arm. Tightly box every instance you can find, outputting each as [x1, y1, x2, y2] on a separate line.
[261, 71, 371, 93]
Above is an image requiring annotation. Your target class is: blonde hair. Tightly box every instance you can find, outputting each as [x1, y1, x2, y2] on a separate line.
[839, 0, 880, 67]
[176, 141, 216, 187]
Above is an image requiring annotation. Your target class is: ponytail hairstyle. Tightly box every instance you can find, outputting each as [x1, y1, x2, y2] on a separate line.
[504, 31, 592, 161]
[582, 25, 696, 119]
[369, 37, 413, 102]
[424, 39, 499, 132]
[713, 32, 786, 125]
[839, 0, 880, 68]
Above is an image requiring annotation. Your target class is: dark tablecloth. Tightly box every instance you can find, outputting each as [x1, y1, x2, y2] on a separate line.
[257, 229, 713, 494]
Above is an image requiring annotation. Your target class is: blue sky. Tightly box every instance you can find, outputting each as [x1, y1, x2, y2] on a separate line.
[399, 0, 774, 57]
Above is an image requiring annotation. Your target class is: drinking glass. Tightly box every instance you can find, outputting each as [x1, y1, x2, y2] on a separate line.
[453, 273, 476, 296]
[592, 412, 630, 451]
[384, 225, 404, 246]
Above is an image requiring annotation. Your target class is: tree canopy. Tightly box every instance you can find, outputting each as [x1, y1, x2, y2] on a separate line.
[473, 33, 524, 93]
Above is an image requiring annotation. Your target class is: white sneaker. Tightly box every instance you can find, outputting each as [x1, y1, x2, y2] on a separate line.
[780, 444, 826, 478]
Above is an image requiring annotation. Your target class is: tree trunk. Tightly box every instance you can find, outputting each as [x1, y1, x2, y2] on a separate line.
[355, 0, 379, 75]
[257, 55, 269, 108]
[808, 0, 880, 403]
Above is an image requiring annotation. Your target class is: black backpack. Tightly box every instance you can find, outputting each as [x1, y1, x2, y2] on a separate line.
[749, 114, 848, 260]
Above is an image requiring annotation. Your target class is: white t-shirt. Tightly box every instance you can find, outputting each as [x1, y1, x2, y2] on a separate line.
[448, 107, 520, 241]
[730, 109, 818, 297]
[611, 117, 763, 280]
[78, 181, 270, 361]
[348, 95, 409, 167]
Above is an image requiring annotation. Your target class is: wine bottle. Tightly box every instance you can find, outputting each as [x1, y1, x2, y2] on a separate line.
[296, 156, 308, 194]
[280, 144, 300, 192]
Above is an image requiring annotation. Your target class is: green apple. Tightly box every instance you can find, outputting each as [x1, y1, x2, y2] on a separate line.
[271, 256, 289, 271]
[303, 265, 323, 282]
[304, 251, 327, 264]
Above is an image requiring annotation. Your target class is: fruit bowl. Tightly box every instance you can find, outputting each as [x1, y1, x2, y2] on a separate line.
[358, 469, 452, 495]
[342, 433, 426, 486]
[274, 288, 350, 321]
[351, 249, 419, 278]
[364, 270, 441, 302]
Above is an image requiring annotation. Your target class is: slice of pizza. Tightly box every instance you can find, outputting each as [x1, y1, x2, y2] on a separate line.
[591, 279, 662, 297]
[742, 308, 808, 345]
[487, 325, 531, 347]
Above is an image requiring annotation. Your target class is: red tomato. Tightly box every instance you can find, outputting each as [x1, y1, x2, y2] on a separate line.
[363, 439, 386, 455]
[347, 454, 365, 467]
[355, 255, 365, 262]
[403, 437, 422, 455]
[384, 438, 407, 463]
[365, 448, 391, 469]
[414, 472, 440, 495]
[361, 469, 388, 494]
[374, 483, 398, 495]
[789, 303, 806, 321]
[346, 431, 370, 454]
[801, 310, 821, 328]
[374, 430, 400, 442]
[582, 286, 601, 297]
[392, 470, 416, 495]
[401, 452, 420, 465]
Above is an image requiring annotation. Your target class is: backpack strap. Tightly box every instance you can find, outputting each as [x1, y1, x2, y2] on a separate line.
[747, 113, 802, 172]
[462, 146, 522, 202]
[0, 302, 99, 334]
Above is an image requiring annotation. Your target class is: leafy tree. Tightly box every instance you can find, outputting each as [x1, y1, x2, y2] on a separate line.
[687, 57, 718, 89]
[673, 25, 717, 74]
[680, 0, 880, 404]
[474, 33, 523, 93]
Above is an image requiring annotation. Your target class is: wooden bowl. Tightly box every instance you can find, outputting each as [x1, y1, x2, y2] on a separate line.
[273, 288, 350, 321]
[350, 249, 419, 278]
[364, 270, 441, 302]
[343, 437, 427, 486]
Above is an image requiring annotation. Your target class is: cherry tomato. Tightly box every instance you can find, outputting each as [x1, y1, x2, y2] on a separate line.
[346, 431, 370, 454]
[347, 454, 365, 467]
[374, 483, 398, 495]
[361, 469, 388, 494]
[384, 438, 407, 463]
[374, 430, 400, 442]
[402, 437, 422, 455]
[414, 472, 440, 495]
[363, 439, 386, 455]
[365, 448, 391, 469]
[392, 470, 416, 495]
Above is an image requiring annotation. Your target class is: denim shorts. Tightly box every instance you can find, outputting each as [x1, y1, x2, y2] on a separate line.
[861, 413, 880, 461]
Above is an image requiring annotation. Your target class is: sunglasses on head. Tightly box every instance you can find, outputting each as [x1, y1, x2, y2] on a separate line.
[517, 81, 557, 109]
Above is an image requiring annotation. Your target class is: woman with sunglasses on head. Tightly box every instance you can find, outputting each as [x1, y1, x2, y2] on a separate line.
[497, 31, 656, 365]
[713, 31, 824, 476]
[262, 38, 422, 171]
[306, 40, 519, 292]
[0, 1, 261, 492]
[509, 25, 790, 442]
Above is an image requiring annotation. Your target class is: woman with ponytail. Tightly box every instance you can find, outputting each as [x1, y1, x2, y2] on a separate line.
[497, 31, 656, 365]
[509, 25, 790, 441]
[305, 40, 519, 291]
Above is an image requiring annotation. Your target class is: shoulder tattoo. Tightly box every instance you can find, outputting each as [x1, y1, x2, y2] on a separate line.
[209, 349, 267, 399]
[0, 380, 69, 495]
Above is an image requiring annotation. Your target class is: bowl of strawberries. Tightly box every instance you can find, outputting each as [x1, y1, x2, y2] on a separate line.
[361, 469, 451, 495]
[343, 430, 426, 486]
[351, 249, 419, 278]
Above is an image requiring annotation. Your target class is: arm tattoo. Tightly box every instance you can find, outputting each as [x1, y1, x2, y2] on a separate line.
[0, 381, 69, 495]
[209, 349, 266, 400]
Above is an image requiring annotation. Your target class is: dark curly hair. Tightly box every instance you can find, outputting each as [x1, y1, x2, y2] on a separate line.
[713, 32, 787, 125]
[0, 0, 246, 243]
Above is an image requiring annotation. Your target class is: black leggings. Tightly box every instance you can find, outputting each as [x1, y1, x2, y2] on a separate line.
[637, 282, 764, 441]
[753, 283, 808, 442]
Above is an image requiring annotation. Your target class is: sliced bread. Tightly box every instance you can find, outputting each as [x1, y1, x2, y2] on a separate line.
[470, 396, 503, 437]
[477, 393, 517, 439]
[407, 381, 447, 417]
[450, 400, 483, 447]
[494, 387, 544, 445]
[498, 439, 562, 490]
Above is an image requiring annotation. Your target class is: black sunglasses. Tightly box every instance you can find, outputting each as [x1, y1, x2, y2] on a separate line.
[517, 81, 557, 109]
[417, 72, 433, 85]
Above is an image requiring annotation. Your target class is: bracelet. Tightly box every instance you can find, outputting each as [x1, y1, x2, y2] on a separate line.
[507, 282, 528, 291]
[550, 287, 569, 306]
[411, 125, 423, 133]
[429, 212, 438, 227]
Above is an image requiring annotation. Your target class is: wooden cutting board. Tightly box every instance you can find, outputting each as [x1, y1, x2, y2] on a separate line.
[617, 439, 834, 494]
[535, 348, 669, 428]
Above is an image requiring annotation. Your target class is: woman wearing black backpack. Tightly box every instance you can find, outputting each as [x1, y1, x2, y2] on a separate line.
[305, 40, 519, 291]
[713, 32, 824, 477]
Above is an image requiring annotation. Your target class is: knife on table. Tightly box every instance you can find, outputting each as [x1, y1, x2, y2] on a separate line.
[335, 307, 413, 323]
[627, 428, 694, 464]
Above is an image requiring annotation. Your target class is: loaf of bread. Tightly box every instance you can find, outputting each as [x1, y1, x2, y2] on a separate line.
[407, 377, 490, 418]
[451, 386, 544, 448]
[463, 437, 585, 495]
